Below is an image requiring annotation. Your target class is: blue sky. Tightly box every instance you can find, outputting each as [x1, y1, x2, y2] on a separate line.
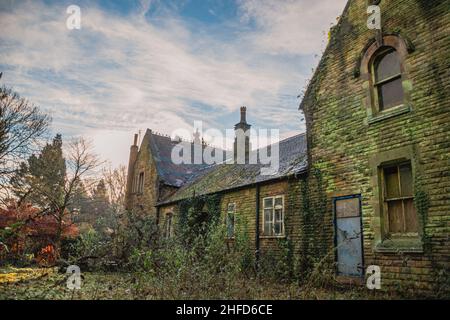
[0, 0, 347, 167]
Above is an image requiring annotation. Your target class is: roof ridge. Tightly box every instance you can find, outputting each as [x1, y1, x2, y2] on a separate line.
[254, 132, 306, 153]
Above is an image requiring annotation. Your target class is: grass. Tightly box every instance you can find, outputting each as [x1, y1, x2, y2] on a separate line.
[0, 268, 393, 300]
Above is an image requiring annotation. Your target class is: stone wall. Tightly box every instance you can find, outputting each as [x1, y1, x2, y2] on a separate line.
[127, 134, 159, 218]
[302, 0, 449, 294]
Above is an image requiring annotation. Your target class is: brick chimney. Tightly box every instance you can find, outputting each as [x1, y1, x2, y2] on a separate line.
[125, 134, 139, 209]
[234, 106, 251, 163]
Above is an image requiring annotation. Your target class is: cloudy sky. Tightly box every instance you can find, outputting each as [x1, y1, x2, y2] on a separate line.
[0, 0, 347, 167]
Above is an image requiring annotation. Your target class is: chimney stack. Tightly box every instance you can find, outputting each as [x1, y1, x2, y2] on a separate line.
[240, 106, 247, 123]
[125, 133, 139, 209]
[234, 106, 252, 164]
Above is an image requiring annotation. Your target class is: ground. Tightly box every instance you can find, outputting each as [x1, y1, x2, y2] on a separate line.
[0, 267, 396, 300]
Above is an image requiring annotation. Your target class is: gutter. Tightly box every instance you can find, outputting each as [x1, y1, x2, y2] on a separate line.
[255, 184, 260, 271]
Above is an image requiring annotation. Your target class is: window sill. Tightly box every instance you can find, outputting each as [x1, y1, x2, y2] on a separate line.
[368, 104, 411, 124]
[375, 237, 423, 253]
[259, 235, 286, 239]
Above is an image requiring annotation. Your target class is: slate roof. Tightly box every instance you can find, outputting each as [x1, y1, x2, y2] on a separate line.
[157, 133, 308, 205]
[147, 130, 221, 187]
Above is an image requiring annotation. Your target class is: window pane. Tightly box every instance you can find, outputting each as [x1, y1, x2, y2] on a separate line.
[227, 203, 235, 212]
[264, 221, 272, 235]
[264, 198, 273, 208]
[264, 209, 272, 223]
[227, 213, 234, 237]
[378, 77, 404, 110]
[274, 197, 283, 206]
[388, 200, 404, 233]
[274, 221, 282, 235]
[385, 166, 400, 199]
[399, 164, 413, 196]
[376, 50, 401, 82]
[275, 209, 283, 222]
[404, 199, 418, 232]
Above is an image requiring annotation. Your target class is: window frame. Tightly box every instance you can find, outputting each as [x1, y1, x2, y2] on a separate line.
[381, 161, 418, 237]
[370, 47, 404, 112]
[262, 195, 285, 237]
[226, 203, 236, 239]
[137, 171, 144, 194]
[359, 35, 413, 124]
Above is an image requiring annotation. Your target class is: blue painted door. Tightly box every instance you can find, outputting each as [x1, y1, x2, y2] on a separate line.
[334, 196, 363, 277]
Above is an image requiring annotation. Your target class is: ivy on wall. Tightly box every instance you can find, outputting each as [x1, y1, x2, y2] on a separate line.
[277, 170, 331, 283]
[177, 194, 222, 246]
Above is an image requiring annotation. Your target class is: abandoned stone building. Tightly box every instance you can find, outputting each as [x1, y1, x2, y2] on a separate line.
[126, 0, 449, 294]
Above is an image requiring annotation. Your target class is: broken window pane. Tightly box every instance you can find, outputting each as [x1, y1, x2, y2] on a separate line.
[275, 197, 283, 207]
[274, 222, 281, 235]
[275, 209, 282, 222]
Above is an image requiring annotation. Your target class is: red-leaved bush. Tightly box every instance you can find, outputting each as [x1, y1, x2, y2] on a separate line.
[0, 201, 78, 265]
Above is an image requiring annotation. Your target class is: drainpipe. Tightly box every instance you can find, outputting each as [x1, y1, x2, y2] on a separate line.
[255, 184, 260, 271]
[156, 206, 160, 226]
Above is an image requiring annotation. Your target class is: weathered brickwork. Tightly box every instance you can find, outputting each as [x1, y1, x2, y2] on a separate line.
[159, 178, 309, 255]
[127, 133, 159, 218]
[301, 0, 449, 294]
[125, 0, 448, 296]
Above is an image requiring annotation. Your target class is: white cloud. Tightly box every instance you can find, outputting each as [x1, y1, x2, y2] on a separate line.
[0, 0, 346, 167]
[237, 0, 347, 55]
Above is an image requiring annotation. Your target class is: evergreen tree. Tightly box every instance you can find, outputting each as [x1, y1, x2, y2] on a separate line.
[12, 134, 66, 208]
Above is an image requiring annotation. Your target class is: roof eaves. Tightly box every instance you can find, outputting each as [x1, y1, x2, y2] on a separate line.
[155, 166, 308, 207]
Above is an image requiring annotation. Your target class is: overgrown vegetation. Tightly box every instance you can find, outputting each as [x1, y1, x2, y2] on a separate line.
[0, 197, 394, 300]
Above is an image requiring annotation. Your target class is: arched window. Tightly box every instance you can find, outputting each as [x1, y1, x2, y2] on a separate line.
[372, 48, 404, 111]
[360, 35, 412, 122]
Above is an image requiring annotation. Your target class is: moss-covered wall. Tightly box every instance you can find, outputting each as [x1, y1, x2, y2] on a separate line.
[159, 178, 311, 256]
[302, 0, 449, 295]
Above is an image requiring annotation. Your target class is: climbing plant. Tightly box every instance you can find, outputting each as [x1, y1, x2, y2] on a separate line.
[177, 194, 222, 247]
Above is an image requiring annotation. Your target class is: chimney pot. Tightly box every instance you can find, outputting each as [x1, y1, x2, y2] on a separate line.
[133, 134, 138, 146]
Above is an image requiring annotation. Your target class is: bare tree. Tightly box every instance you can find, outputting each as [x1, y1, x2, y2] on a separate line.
[51, 138, 102, 251]
[102, 165, 127, 212]
[0, 86, 50, 206]
[0, 86, 50, 175]
[10, 137, 102, 255]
